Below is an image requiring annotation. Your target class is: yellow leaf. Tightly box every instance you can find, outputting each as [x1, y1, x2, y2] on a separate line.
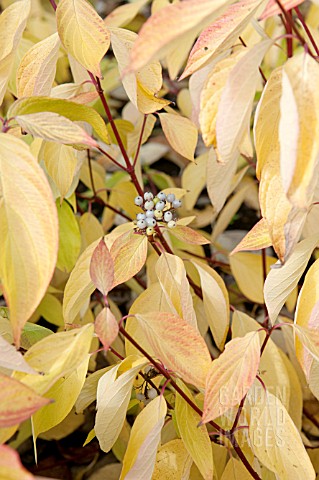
[0, 445, 34, 480]
[220, 457, 253, 479]
[191, 260, 229, 350]
[79, 212, 104, 250]
[42, 142, 81, 201]
[206, 148, 238, 214]
[231, 218, 272, 254]
[32, 357, 89, 439]
[95, 307, 119, 350]
[152, 438, 193, 480]
[247, 385, 315, 479]
[111, 232, 148, 288]
[9, 96, 110, 145]
[0, 134, 58, 347]
[155, 253, 197, 328]
[128, 0, 234, 72]
[17, 32, 60, 97]
[202, 332, 260, 424]
[15, 112, 98, 148]
[254, 66, 307, 262]
[75, 366, 112, 414]
[56, 0, 110, 78]
[279, 54, 319, 208]
[13, 324, 93, 395]
[264, 236, 318, 324]
[159, 113, 198, 161]
[0, 373, 50, 428]
[90, 239, 114, 296]
[35, 293, 64, 328]
[294, 258, 319, 378]
[181, 0, 263, 79]
[216, 39, 273, 164]
[56, 200, 81, 272]
[229, 252, 277, 304]
[63, 240, 97, 325]
[120, 395, 167, 479]
[135, 312, 211, 389]
[0, 0, 30, 104]
[104, 0, 149, 28]
[175, 380, 214, 480]
[182, 152, 208, 211]
[110, 28, 169, 114]
[95, 356, 147, 452]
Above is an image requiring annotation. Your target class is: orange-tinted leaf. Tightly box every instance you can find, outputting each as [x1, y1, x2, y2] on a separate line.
[128, 0, 233, 72]
[90, 238, 114, 296]
[56, 0, 110, 77]
[0, 445, 34, 480]
[111, 232, 148, 288]
[95, 307, 119, 350]
[202, 332, 260, 424]
[231, 218, 272, 254]
[168, 225, 210, 245]
[0, 373, 50, 427]
[135, 312, 211, 389]
[180, 0, 263, 79]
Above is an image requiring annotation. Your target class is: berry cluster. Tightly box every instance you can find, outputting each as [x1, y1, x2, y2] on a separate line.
[134, 191, 182, 236]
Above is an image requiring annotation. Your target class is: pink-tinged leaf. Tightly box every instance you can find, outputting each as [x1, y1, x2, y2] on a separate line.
[201, 332, 260, 424]
[128, 0, 234, 72]
[260, 0, 304, 20]
[180, 0, 263, 79]
[95, 307, 119, 350]
[0, 336, 37, 374]
[231, 218, 272, 255]
[0, 445, 34, 480]
[135, 312, 212, 389]
[0, 373, 50, 427]
[167, 225, 210, 245]
[90, 238, 114, 296]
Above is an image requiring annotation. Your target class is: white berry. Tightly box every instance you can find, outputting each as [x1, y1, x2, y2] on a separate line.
[136, 393, 145, 401]
[156, 201, 165, 211]
[144, 192, 154, 201]
[172, 199, 182, 208]
[164, 211, 173, 222]
[157, 192, 166, 201]
[137, 213, 146, 220]
[147, 388, 158, 400]
[145, 210, 154, 218]
[144, 200, 154, 210]
[137, 219, 147, 229]
[144, 365, 153, 374]
[134, 196, 143, 206]
[167, 220, 176, 229]
[146, 218, 157, 227]
[167, 193, 175, 203]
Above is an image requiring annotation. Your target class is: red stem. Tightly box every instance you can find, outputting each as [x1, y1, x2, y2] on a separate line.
[133, 115, 147, 168]
[294, 6, 319, 57]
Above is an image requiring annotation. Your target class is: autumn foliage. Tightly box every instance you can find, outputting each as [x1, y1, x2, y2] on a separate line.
[1, 0, 319, 479]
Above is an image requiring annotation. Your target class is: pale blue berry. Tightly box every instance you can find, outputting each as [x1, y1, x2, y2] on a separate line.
[137, 219, 147, 229]
[145, 210, 154, 218]
[134, 196, 143, 206]
[167, 220, 176, 229]
[157, 192, 166, 201]
[156, 201, 165, 211]
[164, 211, 173, 222]
[144, 200, 154, 210]
[137, 213, 146, 220]
[167, 193, 175, 203]
[172, 199, 182, 208]
[146, 218, 156, 227]
[147, 388, 157, 400]
[144, 192, 153, 201]
[136, 393, 145, 401]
